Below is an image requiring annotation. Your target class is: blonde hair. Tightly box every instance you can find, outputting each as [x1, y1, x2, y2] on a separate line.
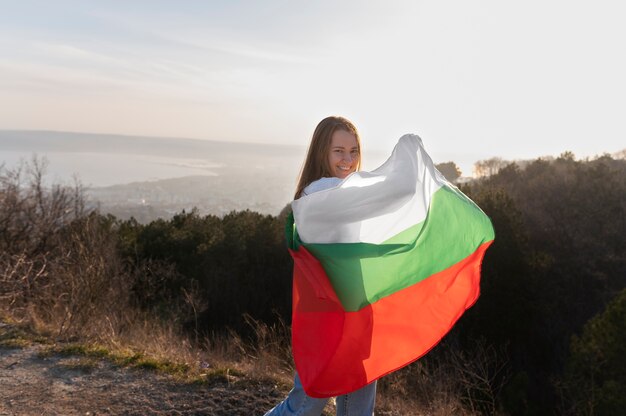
[294, 116, 361, 199]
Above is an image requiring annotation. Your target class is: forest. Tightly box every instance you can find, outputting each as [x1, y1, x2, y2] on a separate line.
[1, 152, 624, 415]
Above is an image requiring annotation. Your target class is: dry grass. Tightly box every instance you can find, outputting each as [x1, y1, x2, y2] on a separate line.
[0, 308, 293, 390]
[376, 356, 475, 416]
[0, 317, 49, 348]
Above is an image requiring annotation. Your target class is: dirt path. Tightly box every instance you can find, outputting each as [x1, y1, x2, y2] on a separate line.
[0, 343, 285, 415]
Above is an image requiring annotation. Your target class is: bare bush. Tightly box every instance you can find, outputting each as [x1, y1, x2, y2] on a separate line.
[375, 338, 510, 415]
[377, 347, 471, 415]
[49, 214, 132, 338]
[450, 339, 511, 415]
[0, 157, 131, 340]
[0, 157, 83, 254]
[241, 313, 293, 375]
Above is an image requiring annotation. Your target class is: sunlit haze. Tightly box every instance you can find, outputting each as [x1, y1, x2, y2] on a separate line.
[1, 1, 625, 176]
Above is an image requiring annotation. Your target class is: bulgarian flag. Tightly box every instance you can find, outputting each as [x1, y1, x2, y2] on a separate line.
[287, 134, 495, 398]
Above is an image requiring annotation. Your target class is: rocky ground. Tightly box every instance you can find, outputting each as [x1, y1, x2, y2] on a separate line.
[0, 343, 287, 416]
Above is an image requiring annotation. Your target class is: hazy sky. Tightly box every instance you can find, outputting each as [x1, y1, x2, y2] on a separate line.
[1, 1, 624, 175]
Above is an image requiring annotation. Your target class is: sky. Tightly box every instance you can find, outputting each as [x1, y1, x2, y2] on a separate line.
[1, 0, 625, 175]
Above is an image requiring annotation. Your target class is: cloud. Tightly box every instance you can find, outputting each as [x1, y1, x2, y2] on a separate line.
[34, 42, 127, 66]
[88, 9, 315, 66]
[157, 34, 314, 65]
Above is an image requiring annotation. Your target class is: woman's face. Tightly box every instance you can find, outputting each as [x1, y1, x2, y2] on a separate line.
[327, 129, 359, 179]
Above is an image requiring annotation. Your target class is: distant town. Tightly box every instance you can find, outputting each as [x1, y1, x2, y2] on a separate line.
[86, 173, 294, 223]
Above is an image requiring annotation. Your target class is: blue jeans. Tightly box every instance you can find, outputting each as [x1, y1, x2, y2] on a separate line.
[264, 373, 376, 416]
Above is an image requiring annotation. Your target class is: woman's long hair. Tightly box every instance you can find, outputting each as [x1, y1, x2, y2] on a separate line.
[294, 116, 361, 199]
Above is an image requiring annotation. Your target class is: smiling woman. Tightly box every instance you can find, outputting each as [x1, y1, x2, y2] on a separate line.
[294, 116, 361, 199]
[267, 118, 495, 415]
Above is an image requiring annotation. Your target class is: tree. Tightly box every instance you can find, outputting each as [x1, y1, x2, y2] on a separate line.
[119, 209, 293, 334]
[473, 157, 509, 178]
[464, 153, 626, 413]
[562, 288, 626, 415]
[435, 161, 462, 182]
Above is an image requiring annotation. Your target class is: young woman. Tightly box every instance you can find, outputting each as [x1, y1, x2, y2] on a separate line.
[264, 116, 377, 415]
